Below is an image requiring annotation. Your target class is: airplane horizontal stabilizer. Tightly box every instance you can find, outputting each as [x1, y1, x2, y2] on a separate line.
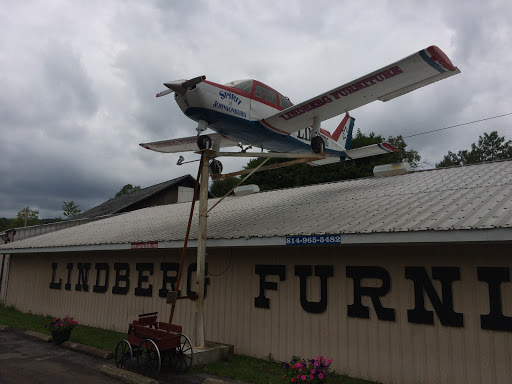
[308, 142, 397, 166]
[345, 142, 397, 160]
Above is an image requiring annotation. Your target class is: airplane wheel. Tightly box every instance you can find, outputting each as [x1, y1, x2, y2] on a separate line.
[209, 159, 223, 175]
[197, 135, 212, 150]
[311, 136, 325, 153]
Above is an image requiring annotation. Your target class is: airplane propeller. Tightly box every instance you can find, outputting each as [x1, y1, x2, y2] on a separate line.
[156, 75, 206, 97]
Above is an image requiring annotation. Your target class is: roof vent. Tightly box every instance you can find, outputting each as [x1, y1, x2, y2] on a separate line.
[234, 184, 260, 196]
[373, 162, 411, 178]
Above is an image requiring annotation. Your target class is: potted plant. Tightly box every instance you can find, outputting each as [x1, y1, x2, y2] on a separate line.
[46, 315, 78, 345]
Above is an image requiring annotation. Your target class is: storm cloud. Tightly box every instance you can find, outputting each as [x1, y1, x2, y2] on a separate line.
[1, 0, 511, 218]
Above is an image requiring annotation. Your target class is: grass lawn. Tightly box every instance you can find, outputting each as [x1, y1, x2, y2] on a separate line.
[0, 304, 380, 384]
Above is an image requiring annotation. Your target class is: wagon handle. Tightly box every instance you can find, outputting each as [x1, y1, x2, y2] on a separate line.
[139, 312, 158, 318]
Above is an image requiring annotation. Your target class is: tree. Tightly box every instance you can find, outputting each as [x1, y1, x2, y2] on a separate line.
[209, 131, 420, 195]
[9, 206, 41, 228]
[62, 201, 81, 219]
[436, 131, 512, 167]
[210, 177, 241, 197]
[0, 218, 10, 232]
[385, 135, 421, 167]
[115, 184, 141, 197]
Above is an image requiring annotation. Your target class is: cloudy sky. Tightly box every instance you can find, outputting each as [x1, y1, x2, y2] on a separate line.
[1, 0, 511, 219]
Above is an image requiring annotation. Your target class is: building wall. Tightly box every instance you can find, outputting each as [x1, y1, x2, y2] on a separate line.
[5, 243, 512, 384]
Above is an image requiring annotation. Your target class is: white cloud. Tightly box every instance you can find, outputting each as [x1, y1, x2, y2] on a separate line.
[1, 0, 511, 218]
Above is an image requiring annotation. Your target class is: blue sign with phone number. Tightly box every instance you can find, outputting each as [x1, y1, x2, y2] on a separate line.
[286, 235, 341, 245]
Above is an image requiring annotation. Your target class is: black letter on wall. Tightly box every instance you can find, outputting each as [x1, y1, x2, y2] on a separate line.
[478, 267, 512, 332]
[405, 266, 463, 327]
[159, 263, 181, 298]
[65, 263, 73, 291]
[49, 262, 62, 289]
[112, 263, 130, 295]
[254, 265, 286, 309]
[75, 263, 91, 292]
[346, 266, 395, 321]
[93, 263, 109, 293]
[186, 263, 210, 300]
[135, 263, 154, 297]
[294, 265, 333, 313]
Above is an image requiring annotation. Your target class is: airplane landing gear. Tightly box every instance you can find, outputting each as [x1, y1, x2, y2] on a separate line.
[311, 136, 325, 154]
[197, 135, 212, 150]
[209, 159, 223, 175]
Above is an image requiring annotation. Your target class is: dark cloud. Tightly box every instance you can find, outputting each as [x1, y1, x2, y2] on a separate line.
[1, 0, 511, 220]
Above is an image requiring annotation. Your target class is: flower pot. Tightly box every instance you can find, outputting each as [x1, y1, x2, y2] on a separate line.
[51, 329, 71, 345]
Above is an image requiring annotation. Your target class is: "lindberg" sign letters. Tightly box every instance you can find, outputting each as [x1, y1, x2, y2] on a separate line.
[49, 262, 511, 332]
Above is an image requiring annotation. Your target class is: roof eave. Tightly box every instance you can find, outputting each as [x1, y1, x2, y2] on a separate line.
[2, 228, 511, 254]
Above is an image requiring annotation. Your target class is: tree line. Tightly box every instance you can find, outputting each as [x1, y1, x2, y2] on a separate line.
[211, 130, 512, 197]
[0, 184, 142, 232]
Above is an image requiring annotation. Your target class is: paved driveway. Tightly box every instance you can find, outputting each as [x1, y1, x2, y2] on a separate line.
[0, 329, 123, 384]
[0, 329, 236, 384]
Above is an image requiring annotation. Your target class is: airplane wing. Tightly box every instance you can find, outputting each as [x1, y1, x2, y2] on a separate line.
[140, 133, 239, 153]
[261, 45, 460, 135]
[308, 142, 397, 166]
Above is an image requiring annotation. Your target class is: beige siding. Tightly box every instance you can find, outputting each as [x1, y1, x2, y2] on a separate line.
[5, 243, 512, 384]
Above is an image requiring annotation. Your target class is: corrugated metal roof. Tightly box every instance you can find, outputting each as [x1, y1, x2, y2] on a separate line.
[1, 160, 512, 252]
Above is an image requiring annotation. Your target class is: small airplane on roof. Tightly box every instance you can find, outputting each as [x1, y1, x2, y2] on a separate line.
[140, 45, 460, 173]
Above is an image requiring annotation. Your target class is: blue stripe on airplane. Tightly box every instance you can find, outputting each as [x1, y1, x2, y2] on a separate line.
[418, 49, 445, 73]
[185, 107, 344, 155]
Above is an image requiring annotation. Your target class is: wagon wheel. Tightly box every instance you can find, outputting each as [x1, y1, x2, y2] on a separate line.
[115, 339, 133, 370]
[136, 339, 161, 378]
[171, 334, 193, 373]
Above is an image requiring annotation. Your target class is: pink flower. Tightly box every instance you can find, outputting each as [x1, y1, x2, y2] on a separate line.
[311, 369, 315, 374]
[310, 374, 314, 379]
[327, 359, 332, 364]
[317, 356, 323, 360]
[301, 376, 306, 381]
[318, 373, 324, 379]
[314, 362, 319, 367]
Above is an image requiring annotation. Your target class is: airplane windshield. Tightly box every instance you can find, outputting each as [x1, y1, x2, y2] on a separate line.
[225, 79, 253, 93]
[225, 79, 293, 108]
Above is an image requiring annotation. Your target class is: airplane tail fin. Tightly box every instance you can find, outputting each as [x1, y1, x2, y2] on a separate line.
[331, 113, 354, 150]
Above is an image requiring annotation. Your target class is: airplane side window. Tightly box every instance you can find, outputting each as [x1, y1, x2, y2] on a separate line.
[254, 85, 277, 105]
[279, 94, 293, 109]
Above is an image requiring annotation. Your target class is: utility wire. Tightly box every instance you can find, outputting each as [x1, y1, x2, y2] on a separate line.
[403, 112, 512, 139]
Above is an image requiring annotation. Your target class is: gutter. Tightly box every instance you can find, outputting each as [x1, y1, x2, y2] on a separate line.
[1, 228, 512, 254]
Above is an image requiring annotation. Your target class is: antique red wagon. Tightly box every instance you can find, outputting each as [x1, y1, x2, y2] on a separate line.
[115, 312, 193, 377]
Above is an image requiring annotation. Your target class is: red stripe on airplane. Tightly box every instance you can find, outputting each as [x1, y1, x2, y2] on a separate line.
[332, 114, 350, 142]
[381, 142, 398, 152]
[426, 46, 456, 71]
[261, 119, 291, 135]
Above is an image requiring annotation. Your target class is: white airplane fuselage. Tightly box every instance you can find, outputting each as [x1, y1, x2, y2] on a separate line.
[173, 80, 348, 156]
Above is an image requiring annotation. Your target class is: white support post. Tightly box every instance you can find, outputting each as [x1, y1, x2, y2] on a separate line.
[195, 151, 210, 348]
[311, 116, 321, 137]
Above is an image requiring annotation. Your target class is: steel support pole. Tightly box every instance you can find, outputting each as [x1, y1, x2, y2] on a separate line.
[195, 151, 210, 348]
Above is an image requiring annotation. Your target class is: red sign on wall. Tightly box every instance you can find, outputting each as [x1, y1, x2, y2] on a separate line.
[130, 242, 158, 249]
